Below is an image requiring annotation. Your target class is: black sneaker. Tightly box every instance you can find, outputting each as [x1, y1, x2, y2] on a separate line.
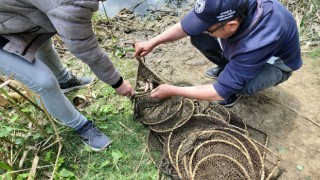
[204, 66, 223, 79]
[59, 74, 94, 93]
[76, 120, 112, 151]
[218, 94, 241, 108]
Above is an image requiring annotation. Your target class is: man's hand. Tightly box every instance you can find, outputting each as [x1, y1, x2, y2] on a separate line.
[115, 80, 135, 97]
[134, 41, 156, 57]
[134, 23, 187, 58]
[150, 84, 175, 99]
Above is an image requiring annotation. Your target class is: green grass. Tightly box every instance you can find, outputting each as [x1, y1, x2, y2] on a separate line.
[308, 48, 320, 59]
[53, 57, 157, 179]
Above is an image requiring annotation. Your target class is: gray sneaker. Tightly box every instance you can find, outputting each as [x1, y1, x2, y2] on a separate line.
[76, 120, 112, 151]
[59, 74, 94, 93]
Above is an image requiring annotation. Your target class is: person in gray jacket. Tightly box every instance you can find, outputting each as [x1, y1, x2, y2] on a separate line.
[0, 0, 135, 151]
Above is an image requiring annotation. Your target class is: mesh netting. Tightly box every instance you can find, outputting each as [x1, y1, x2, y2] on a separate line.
[192, 154, 250, 180]
[147, 130, 178, 179]
[136, 95, 183, 125]
[215, 127, 265, 179]
[135, 58, 167, 87]
[166, 115, 230, 172]
[149, 98, 194, 133]
[175, 130, 253, 179]
[189, 139, 255, 179]
[134, 60, 281, 180]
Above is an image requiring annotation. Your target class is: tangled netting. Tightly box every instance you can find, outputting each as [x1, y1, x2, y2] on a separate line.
[134, 60, 281, 180]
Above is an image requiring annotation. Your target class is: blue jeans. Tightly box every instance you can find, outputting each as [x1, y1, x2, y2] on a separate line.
[0, 39, 87, 129]
[190, 34, 292, 96]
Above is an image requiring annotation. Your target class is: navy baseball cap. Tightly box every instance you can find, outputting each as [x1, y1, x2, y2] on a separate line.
[181, 0, 248, 35]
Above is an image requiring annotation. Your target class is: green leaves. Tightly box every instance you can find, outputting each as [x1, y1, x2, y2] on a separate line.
[309, 48, 320, 59]
[0, 127, 13, 138]
[115, 49, 126, 58]
[0, 161, 13, 171]
[45, 150, 54, 162]
[9, 114, 19, 123]
[111, 150, 124, 165]
[296, 164, 304, 171]
[59, 168, 76, 179]
[277, 146, 288, 154]
[114, 47, 135, 58]
[99, 160, 111, 168]
[100, 104, 117, 115]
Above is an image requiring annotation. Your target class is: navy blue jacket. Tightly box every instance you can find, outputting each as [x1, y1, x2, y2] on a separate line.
[212, 0, 302, 99]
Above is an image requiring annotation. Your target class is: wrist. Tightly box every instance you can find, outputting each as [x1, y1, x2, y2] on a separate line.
[151, 37, 161, 47]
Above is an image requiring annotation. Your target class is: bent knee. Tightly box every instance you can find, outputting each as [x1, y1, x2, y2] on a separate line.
[32, 75, 59, 93]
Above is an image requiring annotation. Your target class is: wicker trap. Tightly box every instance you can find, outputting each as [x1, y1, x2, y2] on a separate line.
[135, 60, 281, 179]
[175, 130, 253, 179]
[136, 95, 183, 125]
[149, 98, 194, 133]
[192, 154, 251, 180]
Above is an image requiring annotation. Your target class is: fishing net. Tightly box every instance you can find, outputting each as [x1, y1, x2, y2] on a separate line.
[149, 98, 194, 133]
[135, 95, 183, 125]
[175, 130, 253, 179]
[189, 140, 255, 179]
[192, 154, 251, 180]
[134, 60, 281, 179]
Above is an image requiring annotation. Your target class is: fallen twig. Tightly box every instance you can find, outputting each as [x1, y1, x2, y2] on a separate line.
[263, 94, 320, 128]
[28, 155, 39, 180]
[289, 141, 306, 153]
[135, 146, 147, 175]
[4, 164, 54, 175]
[119, 122, 134, 133]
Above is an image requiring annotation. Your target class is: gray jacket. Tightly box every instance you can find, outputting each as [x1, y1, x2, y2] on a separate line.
[0, 0, 120, 86]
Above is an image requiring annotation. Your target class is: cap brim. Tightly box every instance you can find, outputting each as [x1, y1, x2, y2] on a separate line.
[181, 10, 214, 36]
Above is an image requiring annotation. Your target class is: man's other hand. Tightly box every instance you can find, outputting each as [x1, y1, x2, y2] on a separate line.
[134, 41, 155, 57]
[115, 80, 135, 98]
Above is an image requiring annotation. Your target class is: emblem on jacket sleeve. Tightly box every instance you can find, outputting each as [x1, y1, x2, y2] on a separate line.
[195, 0, 206, 13]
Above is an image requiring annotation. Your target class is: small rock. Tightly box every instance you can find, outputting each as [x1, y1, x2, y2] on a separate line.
[123, 28, 133, 34]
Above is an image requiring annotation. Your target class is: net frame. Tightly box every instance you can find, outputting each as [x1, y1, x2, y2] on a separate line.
[192, 154, 251, 180]
[166, 114, 230, 172]
[214, 127, 265, 179]
[149, 98, 194, 133]
[175, 129, 253, 179]
[188, 139, 255, 179]
[137, 96, 183, 125]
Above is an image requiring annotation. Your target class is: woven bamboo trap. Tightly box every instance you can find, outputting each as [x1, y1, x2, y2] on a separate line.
[134, 60, 281, 179]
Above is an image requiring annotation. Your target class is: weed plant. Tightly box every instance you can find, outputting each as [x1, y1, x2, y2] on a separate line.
[280, 0, 320, 44]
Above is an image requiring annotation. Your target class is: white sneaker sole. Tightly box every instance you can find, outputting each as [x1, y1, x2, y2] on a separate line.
[85, 140, 113, 152]
[61, 84, 91, 93]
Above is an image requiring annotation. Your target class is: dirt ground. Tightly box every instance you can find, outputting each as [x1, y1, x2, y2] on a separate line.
[110, 10, 320, 179]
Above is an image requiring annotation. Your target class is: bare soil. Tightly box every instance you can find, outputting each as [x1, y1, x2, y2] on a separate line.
[107, 10, 320, 179]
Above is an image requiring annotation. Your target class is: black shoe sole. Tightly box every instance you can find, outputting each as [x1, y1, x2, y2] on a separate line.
[219, 96, 242, 108]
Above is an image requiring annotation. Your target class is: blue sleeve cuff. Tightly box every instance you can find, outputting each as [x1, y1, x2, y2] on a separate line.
[213, 83, 234, 99]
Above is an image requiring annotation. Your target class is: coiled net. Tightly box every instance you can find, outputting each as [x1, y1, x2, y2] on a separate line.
[135, 60, 281, 180]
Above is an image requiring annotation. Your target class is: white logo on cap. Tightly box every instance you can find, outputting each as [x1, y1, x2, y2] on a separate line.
[217, 9, 236, 21]
[195, 0, 205, 13]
